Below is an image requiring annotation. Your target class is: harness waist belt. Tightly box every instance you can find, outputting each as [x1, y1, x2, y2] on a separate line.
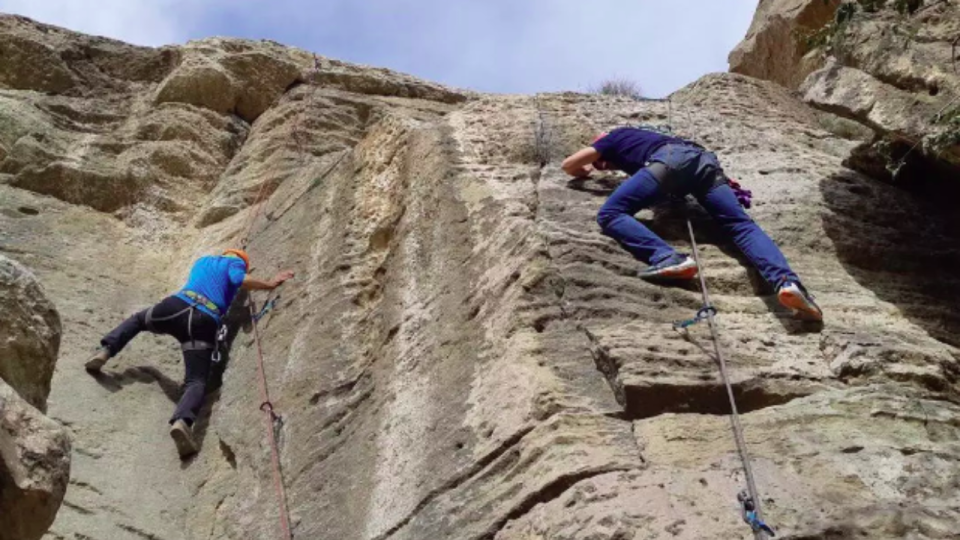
[182, 290, 221, 315]
[182, 340, 216, 352]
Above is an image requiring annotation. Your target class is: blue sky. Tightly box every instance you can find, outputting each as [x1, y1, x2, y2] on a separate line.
[1, 1, 758, 97]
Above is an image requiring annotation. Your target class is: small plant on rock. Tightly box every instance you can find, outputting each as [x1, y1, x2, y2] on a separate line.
[927, 105, 960, 158]
[592, 79, 643, 100]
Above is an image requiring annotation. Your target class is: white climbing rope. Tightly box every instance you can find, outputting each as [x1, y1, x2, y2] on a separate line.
[684, 217, 769, 540]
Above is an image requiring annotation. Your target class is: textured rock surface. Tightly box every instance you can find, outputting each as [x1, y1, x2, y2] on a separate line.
[0, 12, 958, 540]
[729, 0, 842, 89]
[731, 0, 960, 177]
[0, 379, 72, 540]
[0, 254, 61, 411]
[0, 253, 69, 540]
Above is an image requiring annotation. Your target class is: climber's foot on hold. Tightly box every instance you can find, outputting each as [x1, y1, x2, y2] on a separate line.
[170, 419, 199, 459]
[84, 347, 111, 373]
[777, 280, 823, 322]
[640, 253, 699, 281]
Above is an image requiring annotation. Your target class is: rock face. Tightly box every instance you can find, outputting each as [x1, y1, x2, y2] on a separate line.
[0, 254, 61, 411]
[0, 12, 958, 540]
[0, 380, 72, 540]
[730, 0, 960, 183]
[729, 0, 842, 89]
[0, 253, 70, 540]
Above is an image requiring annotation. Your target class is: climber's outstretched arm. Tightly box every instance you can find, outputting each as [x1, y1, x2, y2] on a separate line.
[242, 270, 295, 291]
[562, 147, 602, 177]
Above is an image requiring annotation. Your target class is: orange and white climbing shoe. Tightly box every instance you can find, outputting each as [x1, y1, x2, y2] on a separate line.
[777, 281, 823, 322]
[640, 254, 699, 280]
[170, 419, 199, 459]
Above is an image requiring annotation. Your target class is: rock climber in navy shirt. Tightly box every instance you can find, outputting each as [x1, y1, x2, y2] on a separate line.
[85, 249, 294, 457]
[562, 127, 822, 321]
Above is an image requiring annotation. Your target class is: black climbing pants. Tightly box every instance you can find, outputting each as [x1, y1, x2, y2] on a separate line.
[101, 295, 218, 426]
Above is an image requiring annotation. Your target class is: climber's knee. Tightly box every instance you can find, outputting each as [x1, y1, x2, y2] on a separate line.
[596, 205, 620, 235]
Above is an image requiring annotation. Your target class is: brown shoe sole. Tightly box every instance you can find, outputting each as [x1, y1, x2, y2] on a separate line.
[84, 354, 109, 372]
[170, 424, 198, 458]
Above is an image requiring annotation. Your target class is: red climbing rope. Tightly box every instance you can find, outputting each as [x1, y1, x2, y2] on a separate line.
[238, 130, 291, 538]
[232, 55, 329, 537]
[249, 299, 293, 540]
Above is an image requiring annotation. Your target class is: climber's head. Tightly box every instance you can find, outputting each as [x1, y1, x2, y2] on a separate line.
[223, 249, 250, 270]
[592, 132, 611, 171]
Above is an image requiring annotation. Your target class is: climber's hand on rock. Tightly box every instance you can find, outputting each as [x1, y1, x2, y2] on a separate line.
[271, 270, 295, 288]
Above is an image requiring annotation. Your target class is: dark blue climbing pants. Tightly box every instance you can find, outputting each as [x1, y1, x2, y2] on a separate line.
[596, 144, 799, 287]
[101, 296, 218, 426]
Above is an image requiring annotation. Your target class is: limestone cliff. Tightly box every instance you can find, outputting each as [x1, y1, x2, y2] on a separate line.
[730, 0, 960, 189]
[0, 12, 958, 540]
[0, 254, 71, 540]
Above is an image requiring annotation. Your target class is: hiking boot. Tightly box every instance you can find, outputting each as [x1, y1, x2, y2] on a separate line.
[84, 347, 111, 373]
[169, 419, 198, 458]
[777, 281, 823, 322]
[640, 253, 699, 280]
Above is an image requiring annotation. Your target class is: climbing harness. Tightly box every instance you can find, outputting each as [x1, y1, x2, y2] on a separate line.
[182, 290, 222, 315]
[675, 216, 774, 540]
[145, 292, 219, 353]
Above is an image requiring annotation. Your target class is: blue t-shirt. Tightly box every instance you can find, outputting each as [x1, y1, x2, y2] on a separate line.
[176, 255, 247, 320]
[592, 127, 685, 175]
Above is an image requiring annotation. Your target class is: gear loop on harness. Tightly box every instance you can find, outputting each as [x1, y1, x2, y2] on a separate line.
[211, 323, 229, 364]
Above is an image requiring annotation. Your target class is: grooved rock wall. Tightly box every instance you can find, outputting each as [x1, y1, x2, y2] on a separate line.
[0, 13, 958, 540]
[729, 0, 842, 89]
[730, 0, 960, 178]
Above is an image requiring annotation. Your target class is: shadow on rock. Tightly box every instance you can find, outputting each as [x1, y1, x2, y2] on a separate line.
[566, 175, 624, 197]
[819, 170, 960, 347]
[89, 366, 182, 403]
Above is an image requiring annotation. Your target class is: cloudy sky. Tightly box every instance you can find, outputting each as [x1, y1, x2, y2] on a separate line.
[1, 0, 758, 98]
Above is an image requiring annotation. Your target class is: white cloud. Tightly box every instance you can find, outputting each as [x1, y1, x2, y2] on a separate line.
[0, 0, 759, 97]
[0, 0, 191, 46]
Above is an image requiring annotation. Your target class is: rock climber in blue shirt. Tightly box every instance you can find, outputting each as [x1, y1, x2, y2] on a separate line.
[562, 127, 822, 321]
[85, 249, 294, 457]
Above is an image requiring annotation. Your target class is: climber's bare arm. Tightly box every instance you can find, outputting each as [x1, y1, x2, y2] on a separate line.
[562, 147, 601, 177]
[242, 270, 295, 291]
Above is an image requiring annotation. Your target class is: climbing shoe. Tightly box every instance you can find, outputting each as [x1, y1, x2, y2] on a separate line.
[639, 253, 699, 280]
[777, 281, 823, 321]
[84, 347, 111, 373]
[169, 419, 199, 459]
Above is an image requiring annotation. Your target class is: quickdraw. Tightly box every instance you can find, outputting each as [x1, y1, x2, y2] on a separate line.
[254, 293, 281, 322]
[673, 306, 718, 330]
[739, 491, 776, 536]
[211, 324, 229, 364]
